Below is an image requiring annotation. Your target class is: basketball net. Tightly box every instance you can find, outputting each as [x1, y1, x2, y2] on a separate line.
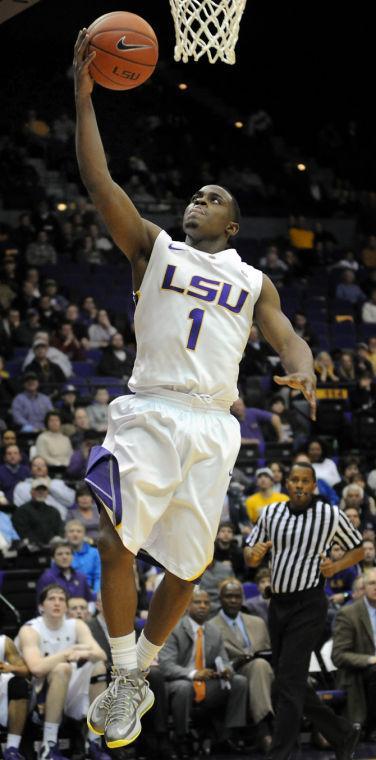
[169, 0, 247, 64]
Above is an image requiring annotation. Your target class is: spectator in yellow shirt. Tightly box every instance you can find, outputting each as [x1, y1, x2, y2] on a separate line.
[245, 467, 288, 524]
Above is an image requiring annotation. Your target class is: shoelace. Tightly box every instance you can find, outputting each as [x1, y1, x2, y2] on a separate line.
[105, 672, 144, 726]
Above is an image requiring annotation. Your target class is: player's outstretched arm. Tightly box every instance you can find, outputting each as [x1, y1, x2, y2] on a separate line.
[254, 275, 317, 420]
[73, 29, 161, 263]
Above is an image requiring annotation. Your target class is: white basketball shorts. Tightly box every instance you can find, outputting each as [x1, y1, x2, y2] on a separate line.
[85, 390, 241, 580]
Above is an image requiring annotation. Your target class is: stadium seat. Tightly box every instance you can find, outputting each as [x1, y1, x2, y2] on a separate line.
[242, 582, 259, 599]
[264, 442, 293, 462]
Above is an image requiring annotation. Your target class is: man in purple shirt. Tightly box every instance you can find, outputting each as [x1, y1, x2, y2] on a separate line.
[231, 397, 283, 457]
[36, 539, 95, 602]
[0, 444, 30, 502]
[11, 373, 52, 432]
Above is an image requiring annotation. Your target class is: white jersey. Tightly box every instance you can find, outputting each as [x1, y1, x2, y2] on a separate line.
[25, 616, 77, 656]
[129, 230, 263, 406]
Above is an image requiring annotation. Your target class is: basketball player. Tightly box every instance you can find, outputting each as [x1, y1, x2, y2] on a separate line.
[73, 29, 317, 750]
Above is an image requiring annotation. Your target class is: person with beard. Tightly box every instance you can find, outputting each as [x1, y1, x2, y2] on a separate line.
[244, 462, 364, 760]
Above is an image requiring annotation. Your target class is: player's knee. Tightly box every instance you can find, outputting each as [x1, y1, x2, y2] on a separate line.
[165, 571, 194, 593]
[8, 675, 29, 701]
[97, 525, 130, 563]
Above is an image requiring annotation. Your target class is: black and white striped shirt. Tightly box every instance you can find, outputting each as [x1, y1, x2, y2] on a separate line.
[245, 498, 363, 594]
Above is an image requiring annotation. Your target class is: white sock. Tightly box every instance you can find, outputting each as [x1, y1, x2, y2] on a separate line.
[109, 631, 137, 671]
[88, 731, 101, 743]
[7, 735, 21, 749]
[136, 630, 163, 671]
[43, 722, 59, 745]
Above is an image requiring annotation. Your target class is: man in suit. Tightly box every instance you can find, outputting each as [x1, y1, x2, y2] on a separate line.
[212, 578, 274, 753]
[332, 567, 376, 738]
[158, 588, 248, 756]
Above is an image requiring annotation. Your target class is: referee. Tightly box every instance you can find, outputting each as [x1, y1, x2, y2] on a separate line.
[244, 462, 364, 760]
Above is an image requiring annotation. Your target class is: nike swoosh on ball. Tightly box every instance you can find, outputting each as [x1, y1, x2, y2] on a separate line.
[116, 36, 152, 51]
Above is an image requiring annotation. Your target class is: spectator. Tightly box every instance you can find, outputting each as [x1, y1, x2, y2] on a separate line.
[79, 296, 98, 327]
[332, 568, 376, 738]
[26, 339, 66, 395]
[245, 468, 288, 525]
[97, 332, 134, 380]
[213, 521, 245, 580]
[343, 506, 362, 532]
[12, 281, 39, 318]
[336, 351, 357, 383]
[334, 456, 362, 497]
[340, 484, 375, 526]
[67, 430, 100, 480]
[88, 309, 117, 349]
[335, 269, 366, 305]
[23, 331, 72, 378]
[269, 395, 308, 448]
[67, 596, 92, 622]
[86, 387, 109, 432]
[244, 568, 271, 624]
[307, 439, 341, 487]
[325, 542, 359, 609]
[349, 371, 376, 412]
[18, 584, 109, 760]
[0, 633, 30, 760]
[64, 304, 89, 348]
[313, 351, 339, 384]
[12, 479, 64, 546]
[76, 234, 104, 266]
[58, 385, 79, 426]
[69, 484, 100, 544]
[25, 230, 57, 267]
[13, 455, 75, 520]
[11, 373, 53, 432]
[42, 279, 69, 313]
[362, 287, 376, 323]
[361, 539, 376, 572]
[212, 578, 274, 753]
[158, 588, 248, 755]
[0, 354, 14, 411]
[259, 246, 287, 286]
[0, 445, 30, 503]
[231, 397, 283, 456]
[69, 407, 91, 449]
[36, 539, 95, 603]
[65, 519, 101, 595]
[351, 574, 366, 601]
[355, 343, 374, 376]
[238, 325, 272, 383]
[35, 411, 73, 467]
[267, 461, 286, 493]
[291, 312, 317, 347]
[51, 322, 85, 362]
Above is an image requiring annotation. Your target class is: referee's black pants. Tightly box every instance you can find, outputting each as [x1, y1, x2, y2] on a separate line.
[269, 587, 351, 760]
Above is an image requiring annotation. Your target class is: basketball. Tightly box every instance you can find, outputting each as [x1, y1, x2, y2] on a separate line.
[87, 11, 158, 91]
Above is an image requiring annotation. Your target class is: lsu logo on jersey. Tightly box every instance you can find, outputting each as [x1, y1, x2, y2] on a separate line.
[161, 264, 248, 314]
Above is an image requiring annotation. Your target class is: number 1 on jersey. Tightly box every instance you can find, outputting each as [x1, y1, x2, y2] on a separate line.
[187, 308, 205, 350]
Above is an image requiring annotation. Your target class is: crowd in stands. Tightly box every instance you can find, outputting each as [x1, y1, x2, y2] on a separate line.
[0, 67, 376, 760]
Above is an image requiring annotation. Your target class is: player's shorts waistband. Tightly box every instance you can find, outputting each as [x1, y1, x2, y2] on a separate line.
[135, 386, 231, 412]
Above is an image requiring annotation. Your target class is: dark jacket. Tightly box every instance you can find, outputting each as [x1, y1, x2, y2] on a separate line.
[12, 499, 64, 545]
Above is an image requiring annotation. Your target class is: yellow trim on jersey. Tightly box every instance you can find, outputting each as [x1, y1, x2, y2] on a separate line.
[185, 558, 212, 582]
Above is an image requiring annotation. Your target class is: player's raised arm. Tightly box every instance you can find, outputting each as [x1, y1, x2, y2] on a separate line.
[254, 274, 317, 420]
[73, 29, 161, 263]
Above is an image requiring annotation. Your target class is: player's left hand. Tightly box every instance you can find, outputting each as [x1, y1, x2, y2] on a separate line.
[273, 372, 317, 420]
[319, 553, 336, 578]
